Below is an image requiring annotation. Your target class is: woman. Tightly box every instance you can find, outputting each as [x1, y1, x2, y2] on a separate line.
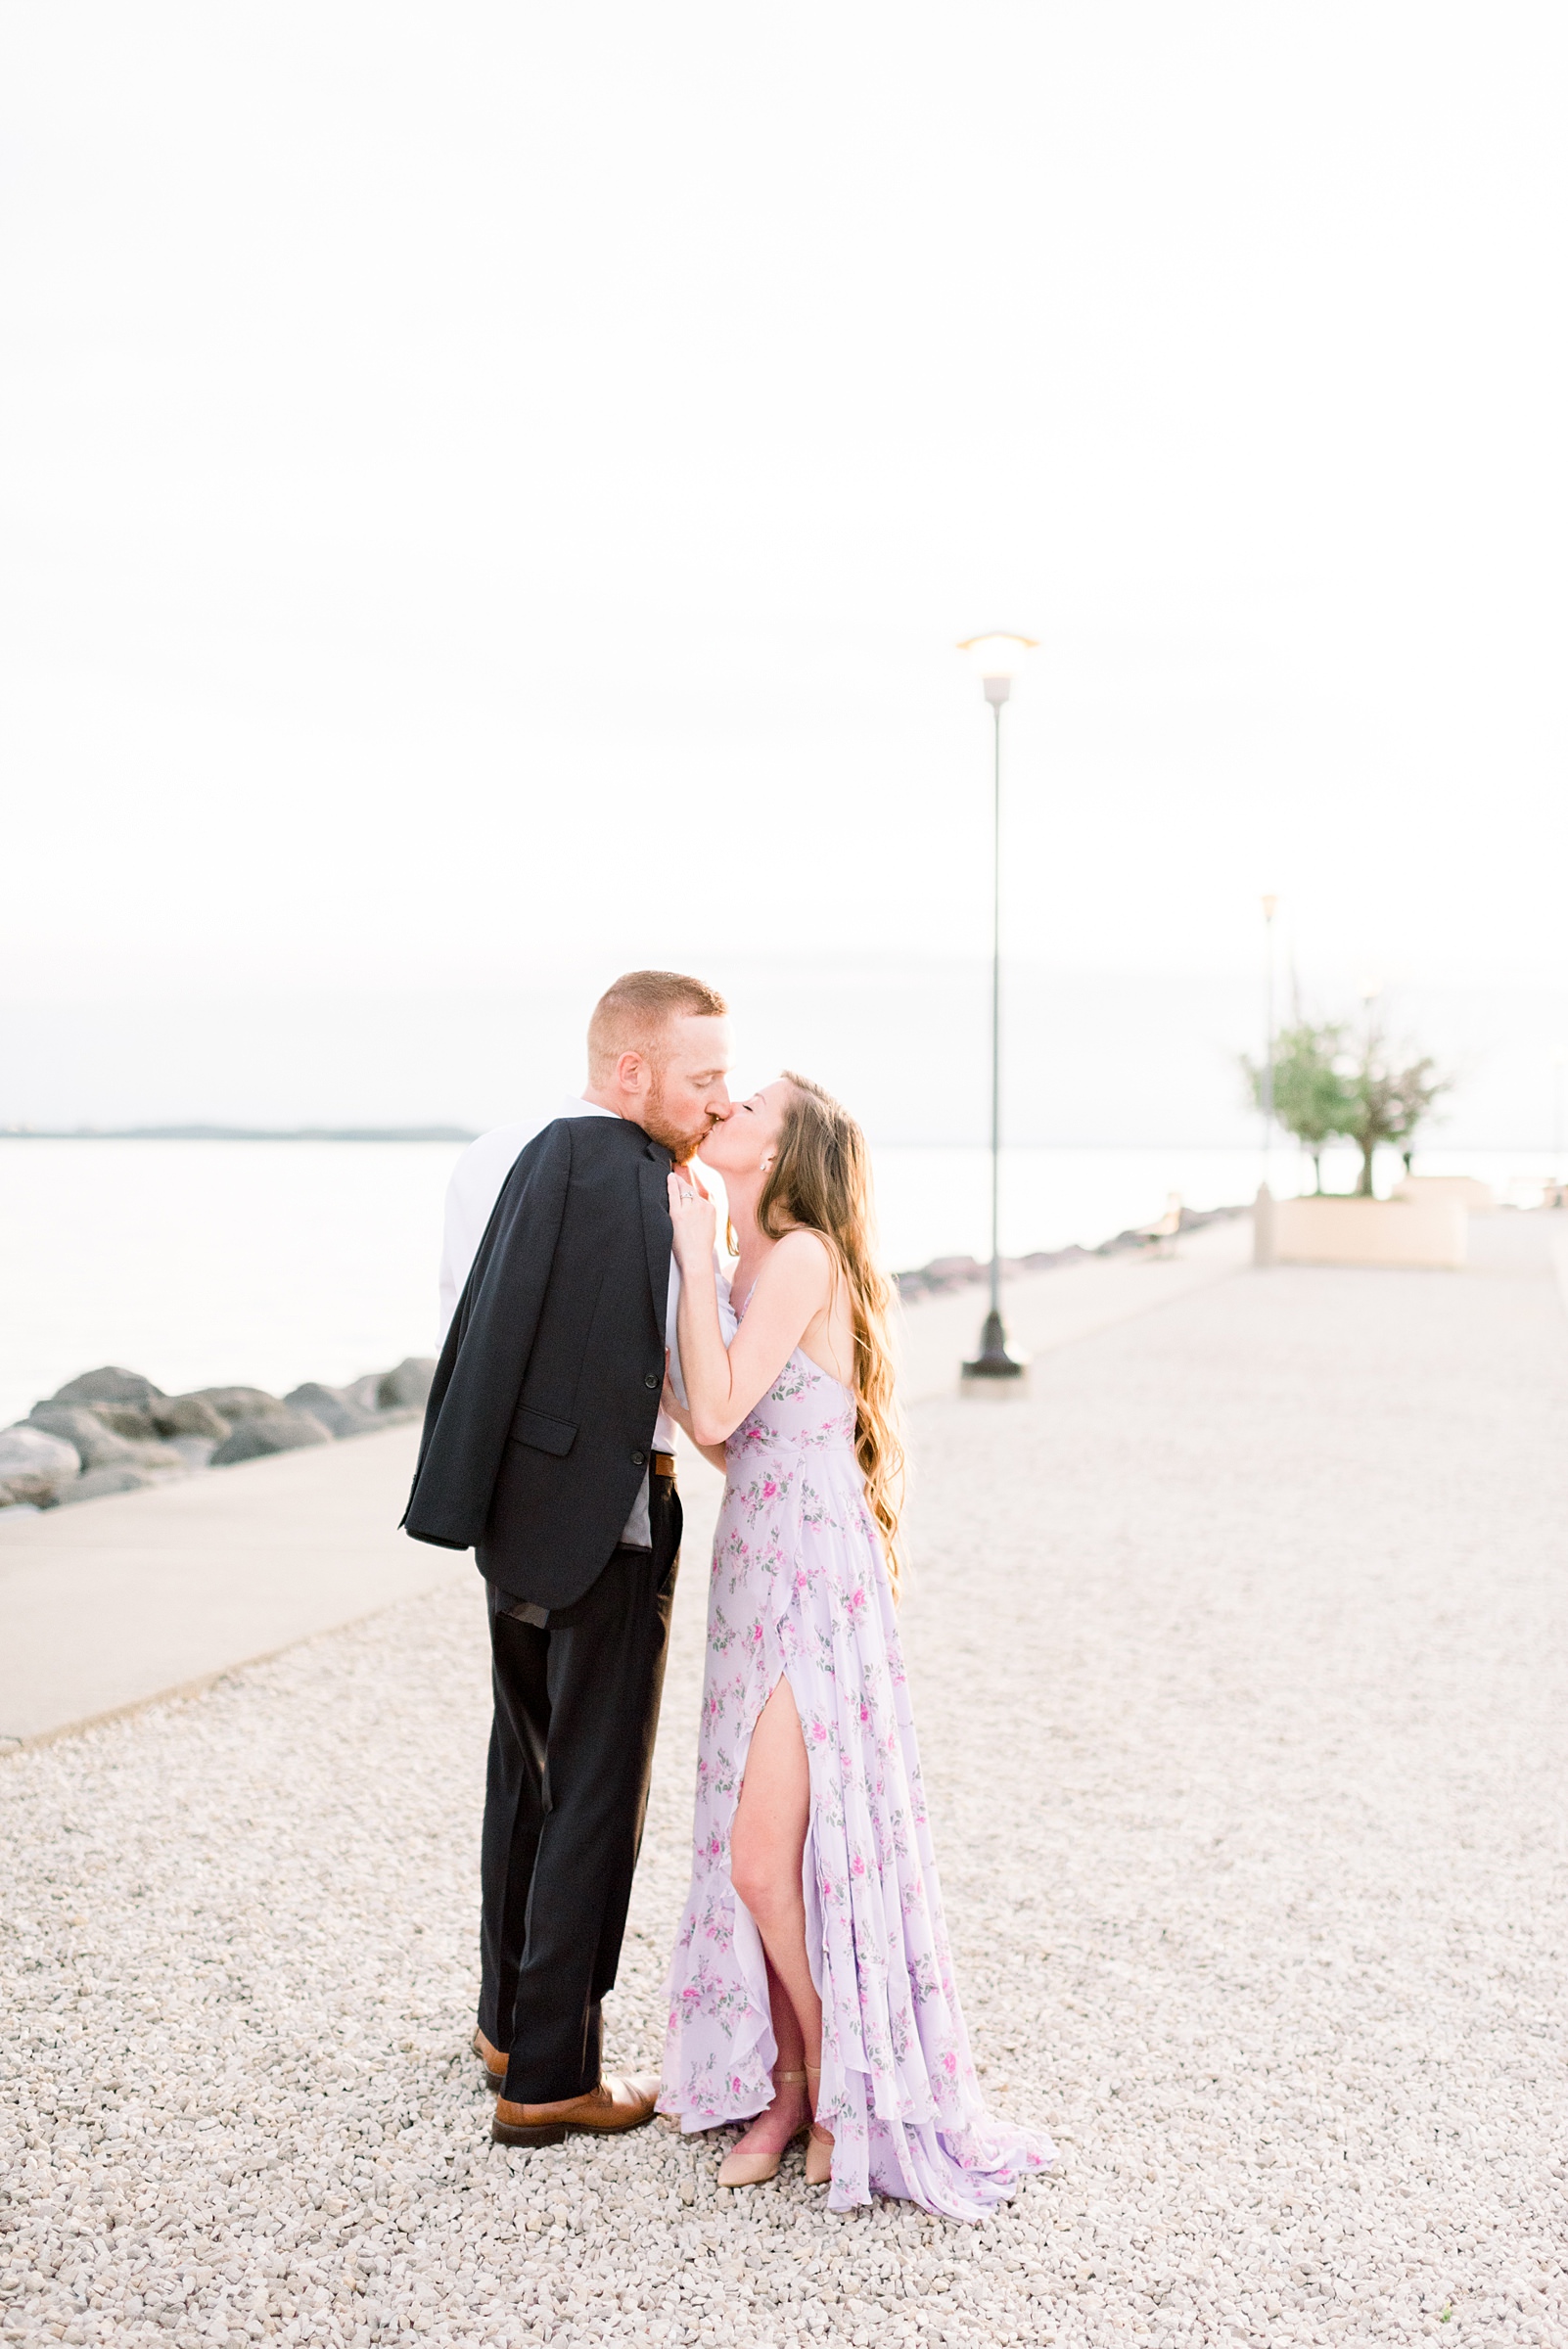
[658, 1074, 1050, 2218]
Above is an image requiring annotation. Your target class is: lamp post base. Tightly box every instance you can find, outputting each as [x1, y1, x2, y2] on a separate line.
[961, 1311, 1029, 1385]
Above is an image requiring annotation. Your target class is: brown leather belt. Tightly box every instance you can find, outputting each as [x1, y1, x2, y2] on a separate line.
[651, 1451, 676, 1480]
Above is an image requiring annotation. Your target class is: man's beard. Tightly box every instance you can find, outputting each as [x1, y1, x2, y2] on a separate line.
[640, 1071, 715, 1163]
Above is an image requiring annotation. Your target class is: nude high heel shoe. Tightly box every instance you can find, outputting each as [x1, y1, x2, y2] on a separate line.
[715, 2071, 810, 2187]
[803, 2061, 833, 2188]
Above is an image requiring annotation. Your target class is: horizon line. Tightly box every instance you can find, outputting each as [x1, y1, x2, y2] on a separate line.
[0, 1126, 1559, 1156]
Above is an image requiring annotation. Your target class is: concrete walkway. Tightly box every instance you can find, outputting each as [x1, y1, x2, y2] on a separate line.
[0, 1423, 455, 1747]
[3, 1213, 1565, 2347]
[0, 1219, 1249, 1748]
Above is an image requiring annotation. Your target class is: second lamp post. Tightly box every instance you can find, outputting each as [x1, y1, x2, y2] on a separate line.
[957, 631, 1037, 1383]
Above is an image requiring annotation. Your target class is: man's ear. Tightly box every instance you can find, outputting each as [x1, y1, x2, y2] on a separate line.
[615, 1049, 649, 1095]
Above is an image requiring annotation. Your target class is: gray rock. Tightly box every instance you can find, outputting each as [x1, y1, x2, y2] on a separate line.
[165, 1435, 218, 1471]
[189, 1387, 289, 1425]
[920, 1255, 987, 1292]
[50, 1366, 166, 1405]
[92, 1398, 230, 1444]
[122, 1441, 187, 1472]
[25, 1405, 184, 1473]
[151, 1394, 231, 1441]
[0, 1425, 83, 1504]
[283, 1382, 384, 1439]
[88, 1401, 161, 1441]
[209, 1411, 334, 1467]
[378, 1358, 436, 1411]
[345, 1373, 390, 1415]
[0, 1461, 67, 1502]
[26, 1405, 139, 1470]
[47, 1465, 159, 1506]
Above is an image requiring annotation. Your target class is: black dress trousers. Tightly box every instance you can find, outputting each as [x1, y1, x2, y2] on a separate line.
[479, 1471, 681, 2104]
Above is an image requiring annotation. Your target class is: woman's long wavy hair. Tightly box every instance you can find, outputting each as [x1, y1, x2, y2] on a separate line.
[756, 1073, 906, 1595]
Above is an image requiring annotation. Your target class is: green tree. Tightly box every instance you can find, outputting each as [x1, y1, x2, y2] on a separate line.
[1341, 1027, 1451, 1196]
[1242, 1021, 1354, 1192]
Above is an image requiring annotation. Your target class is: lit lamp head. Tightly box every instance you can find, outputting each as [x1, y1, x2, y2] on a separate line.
[957, 631, 1038, 708]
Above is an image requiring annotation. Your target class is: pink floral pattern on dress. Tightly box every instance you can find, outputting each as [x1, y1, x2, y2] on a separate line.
[659, 1282, 1051, 2218]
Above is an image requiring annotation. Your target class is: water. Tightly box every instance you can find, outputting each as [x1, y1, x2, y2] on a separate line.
[0, 1138, 1557, 1428]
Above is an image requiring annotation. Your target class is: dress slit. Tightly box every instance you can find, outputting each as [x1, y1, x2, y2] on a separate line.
[733, 1668, 795, 1805]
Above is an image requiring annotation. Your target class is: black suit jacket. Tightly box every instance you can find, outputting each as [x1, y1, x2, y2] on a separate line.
[402, 1114, 673, 1609]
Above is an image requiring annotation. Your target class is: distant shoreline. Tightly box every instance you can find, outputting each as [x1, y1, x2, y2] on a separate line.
[2, 1128, 1553, 1153]
[0, 1126, 478, 1144]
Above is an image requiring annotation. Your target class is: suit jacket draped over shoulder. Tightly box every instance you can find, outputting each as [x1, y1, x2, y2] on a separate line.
[402, 1114, 674, 1611]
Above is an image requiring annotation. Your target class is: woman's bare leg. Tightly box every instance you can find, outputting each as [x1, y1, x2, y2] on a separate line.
[763, 1952, 806, 2072]
[722, 1678, 822, 2160]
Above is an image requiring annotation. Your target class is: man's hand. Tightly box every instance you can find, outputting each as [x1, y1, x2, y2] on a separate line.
[661, 1375, 689, 1431]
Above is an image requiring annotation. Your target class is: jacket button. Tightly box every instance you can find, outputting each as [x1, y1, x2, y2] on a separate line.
[644, 1372, 660, 1390]
[630, 1450, 646, 1468]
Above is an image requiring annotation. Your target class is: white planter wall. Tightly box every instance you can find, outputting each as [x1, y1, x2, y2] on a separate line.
[1393, 1174, 1496, 1212]
[1255, 1192, 1466, 1269]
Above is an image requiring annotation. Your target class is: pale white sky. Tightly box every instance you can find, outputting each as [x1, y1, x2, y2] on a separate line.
[2, 4, 1565, 1135]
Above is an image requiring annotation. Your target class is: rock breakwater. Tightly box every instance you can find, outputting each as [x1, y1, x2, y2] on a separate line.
[891, 1199, 1243, 1300]
[0, 1358, 435, 1513]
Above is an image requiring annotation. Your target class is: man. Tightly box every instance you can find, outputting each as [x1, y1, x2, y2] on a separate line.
[403, 970, 732, 2147]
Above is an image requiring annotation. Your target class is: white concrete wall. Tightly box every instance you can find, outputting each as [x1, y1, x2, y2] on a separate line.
[1271, 1194, 1466, 1268]
[1393, 1174, 1495, 1212]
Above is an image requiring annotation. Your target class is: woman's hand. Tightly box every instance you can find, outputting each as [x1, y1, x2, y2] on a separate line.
[667, 1172, 717, 1273]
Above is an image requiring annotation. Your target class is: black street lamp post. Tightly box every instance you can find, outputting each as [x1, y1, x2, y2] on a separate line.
[957, 632, 1037, 1385]
[1262, 892, 1278, 1169]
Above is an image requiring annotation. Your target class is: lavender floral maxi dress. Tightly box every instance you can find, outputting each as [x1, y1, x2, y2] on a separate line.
[659, 1282, 1051, 2218]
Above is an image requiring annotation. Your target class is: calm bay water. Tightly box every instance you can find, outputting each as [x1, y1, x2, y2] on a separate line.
[0, 1138, 1554, 1427]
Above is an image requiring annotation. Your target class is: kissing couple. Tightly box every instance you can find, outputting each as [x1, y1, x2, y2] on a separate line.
[404, 971, 1049, 2218]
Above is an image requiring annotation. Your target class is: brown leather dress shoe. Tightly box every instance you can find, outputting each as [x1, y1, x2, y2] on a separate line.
[472, 2028, 508, 2091]
[491, 2070, 662, 2147]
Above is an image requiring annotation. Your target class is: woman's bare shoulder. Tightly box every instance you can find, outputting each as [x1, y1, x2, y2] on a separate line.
[761, 1226, 836, 1289]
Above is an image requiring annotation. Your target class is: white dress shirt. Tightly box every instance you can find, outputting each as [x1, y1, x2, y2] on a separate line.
[438, 1096, 683, 1550]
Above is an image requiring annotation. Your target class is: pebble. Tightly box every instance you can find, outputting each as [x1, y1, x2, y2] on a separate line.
[2, 1260, 1566, 2344]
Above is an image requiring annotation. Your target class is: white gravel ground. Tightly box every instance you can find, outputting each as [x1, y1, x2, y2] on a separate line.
[3, 1248, 1567, 2349]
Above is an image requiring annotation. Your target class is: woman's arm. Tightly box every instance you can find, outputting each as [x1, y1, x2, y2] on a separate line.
[659, 1375, 729, 1476]
[667, 1178, 832, 1444]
